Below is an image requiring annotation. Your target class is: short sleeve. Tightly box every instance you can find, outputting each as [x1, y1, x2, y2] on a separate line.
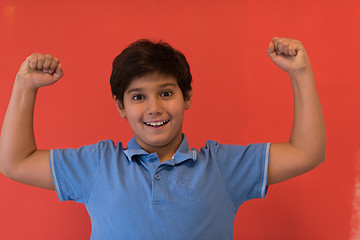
[50, 141, 108, 203]
[208, 141, 270, 208]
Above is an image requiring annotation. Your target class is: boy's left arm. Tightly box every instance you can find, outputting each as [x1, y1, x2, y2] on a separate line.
[266, 37, 326, 185]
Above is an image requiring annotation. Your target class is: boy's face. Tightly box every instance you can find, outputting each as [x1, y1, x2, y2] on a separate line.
[115, 72, 192, 154]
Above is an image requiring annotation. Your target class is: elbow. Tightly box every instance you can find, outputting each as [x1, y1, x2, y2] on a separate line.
[0, 152, 12, 179]
[320, 146, 326, 164]
[318, 137, 327, 165]
[308, 143, 326, 169]
[0, 157, 8, 177]
[0, 158, 20, 181]
[0, 166, 12, 179]
[313, 152, 325, 169]
[319, 148, 326, 166]
[303, 134, 327, 169]
[294, 141, 326, 173]
[0, 163, 14, 180]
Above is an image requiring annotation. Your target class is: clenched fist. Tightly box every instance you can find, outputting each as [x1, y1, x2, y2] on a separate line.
[267, 37, 312, 76]
[16, 53, 64, 91]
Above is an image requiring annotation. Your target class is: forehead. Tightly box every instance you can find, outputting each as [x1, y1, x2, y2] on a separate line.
[126, 73, 179, 92]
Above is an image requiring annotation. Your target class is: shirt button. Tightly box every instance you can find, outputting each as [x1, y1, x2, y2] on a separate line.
[154, 174, 161, 180]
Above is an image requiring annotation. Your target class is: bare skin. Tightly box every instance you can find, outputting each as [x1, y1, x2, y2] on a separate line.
[0, 37, 325, 190]
[266, 38, 326, 184]
[0, 54, 63, 189]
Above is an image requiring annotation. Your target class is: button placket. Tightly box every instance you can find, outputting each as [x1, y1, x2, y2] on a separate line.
[152, 165, 167, 204]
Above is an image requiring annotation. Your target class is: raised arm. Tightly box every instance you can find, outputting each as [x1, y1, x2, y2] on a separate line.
[0, 54, 63, 189]
[266, 38, 326, 185]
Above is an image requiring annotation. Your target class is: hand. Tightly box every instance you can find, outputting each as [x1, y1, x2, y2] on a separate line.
[16, 53, 64, 90]
[267, 37, 311, 76]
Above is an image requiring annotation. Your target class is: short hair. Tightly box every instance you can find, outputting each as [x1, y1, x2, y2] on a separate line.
[110, 39, 192, 106]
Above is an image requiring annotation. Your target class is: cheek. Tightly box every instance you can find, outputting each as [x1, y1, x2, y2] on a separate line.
[125, 106, 142, 122]
[168, 104, 186, 119]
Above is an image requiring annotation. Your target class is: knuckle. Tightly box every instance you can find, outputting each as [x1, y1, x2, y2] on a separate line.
[37, 54, 45, 61]
[45, 54, 53, 60]
[27, 53, 36, 61]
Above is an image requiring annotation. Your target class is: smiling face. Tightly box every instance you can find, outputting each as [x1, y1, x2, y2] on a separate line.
[115, 72, 192, 156]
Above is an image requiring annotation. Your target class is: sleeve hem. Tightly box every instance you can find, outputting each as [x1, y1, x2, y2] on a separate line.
[49, 149, 65, 201]
[260, 142, 271, 198]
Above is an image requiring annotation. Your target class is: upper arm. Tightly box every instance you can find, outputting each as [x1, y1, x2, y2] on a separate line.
[267, 142, 324, 185]
[6, 150, 55, 190]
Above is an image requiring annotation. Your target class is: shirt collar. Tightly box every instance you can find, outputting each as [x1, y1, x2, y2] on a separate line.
[123, 134, 197, 164]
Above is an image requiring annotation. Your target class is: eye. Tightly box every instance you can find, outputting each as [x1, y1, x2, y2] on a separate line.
[161, 91, 172, 97]
[132, 94, 145, 101]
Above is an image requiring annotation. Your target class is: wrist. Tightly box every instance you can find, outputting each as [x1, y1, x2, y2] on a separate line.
[14, 75, 39, 93]
[288, 67, 313, 82]
[13, 76, 39, 97]
[288, 68, 316, 93]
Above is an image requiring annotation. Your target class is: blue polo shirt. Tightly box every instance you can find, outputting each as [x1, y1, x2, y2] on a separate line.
[50, 135, 270, 240]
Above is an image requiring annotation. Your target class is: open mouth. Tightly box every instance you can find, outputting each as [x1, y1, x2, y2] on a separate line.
[144, 120, 170, 127]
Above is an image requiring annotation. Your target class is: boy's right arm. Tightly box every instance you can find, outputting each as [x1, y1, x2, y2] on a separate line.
[0, 54, 64, 190]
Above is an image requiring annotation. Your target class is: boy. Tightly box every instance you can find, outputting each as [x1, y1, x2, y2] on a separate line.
[0, 37, 326, 239]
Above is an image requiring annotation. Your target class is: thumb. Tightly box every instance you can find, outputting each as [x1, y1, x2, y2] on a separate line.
[266, 41, 277, 61]
[53, 63, 64, 81]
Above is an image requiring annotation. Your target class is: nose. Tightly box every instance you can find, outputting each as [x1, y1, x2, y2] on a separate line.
[146, 96, 162, 115]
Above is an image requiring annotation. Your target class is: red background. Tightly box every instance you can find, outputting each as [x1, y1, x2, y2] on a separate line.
[1, 0, 359, 239]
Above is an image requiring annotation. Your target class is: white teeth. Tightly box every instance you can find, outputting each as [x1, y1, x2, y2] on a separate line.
[145, 120, 169, 127]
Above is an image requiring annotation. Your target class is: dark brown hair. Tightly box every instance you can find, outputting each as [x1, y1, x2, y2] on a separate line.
[110, 39, 192, 106]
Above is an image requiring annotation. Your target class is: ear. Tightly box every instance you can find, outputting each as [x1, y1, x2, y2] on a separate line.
[184, 90, 193, 110]
[114, 95, 126, 119]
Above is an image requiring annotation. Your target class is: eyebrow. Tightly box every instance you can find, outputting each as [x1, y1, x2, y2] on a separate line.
[126, 83, 177, 94]
[127, 88, 143, 94]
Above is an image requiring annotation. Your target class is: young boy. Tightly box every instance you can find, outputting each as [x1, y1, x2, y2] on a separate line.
[0, 38, 326, 239]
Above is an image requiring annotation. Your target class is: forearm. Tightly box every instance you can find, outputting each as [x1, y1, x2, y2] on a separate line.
[0, 78, 38, 177]
[289, 69, 326, 165]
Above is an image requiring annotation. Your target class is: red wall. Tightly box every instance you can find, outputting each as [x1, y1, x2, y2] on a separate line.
[1, 0, 359, 239]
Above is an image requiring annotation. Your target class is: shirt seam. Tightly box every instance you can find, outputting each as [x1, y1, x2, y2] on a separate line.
[84, 142, 102, 204]
[213, 151, 238, 210]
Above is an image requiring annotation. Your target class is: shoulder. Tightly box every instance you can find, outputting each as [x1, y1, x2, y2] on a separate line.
[200, 139, 266, 153]
[194, 140, 269, 162]
[51, 139, 127, 160]
[94, 139, 125, 151]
